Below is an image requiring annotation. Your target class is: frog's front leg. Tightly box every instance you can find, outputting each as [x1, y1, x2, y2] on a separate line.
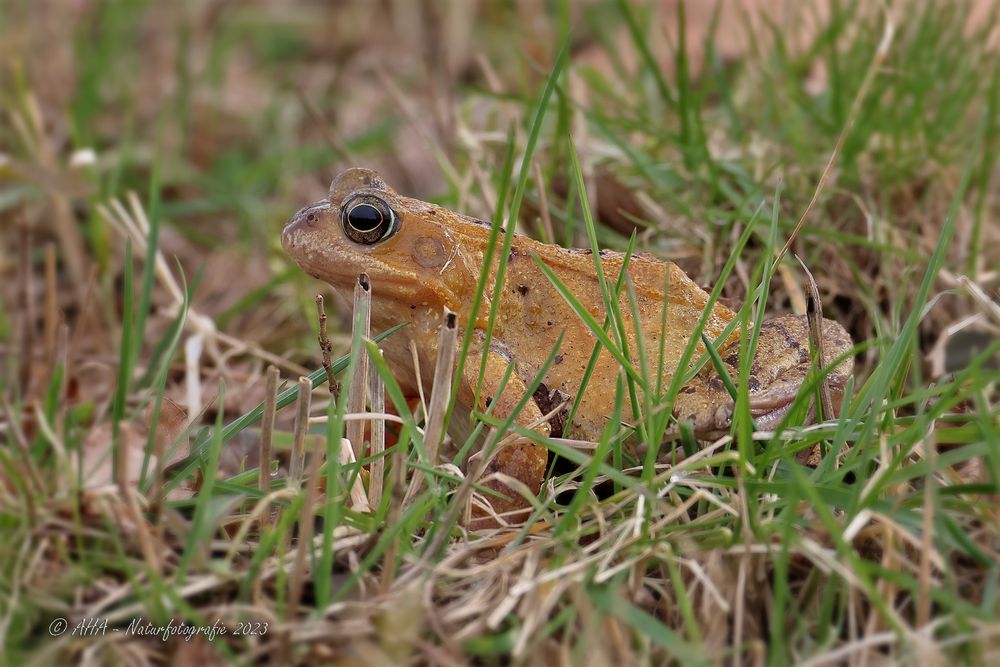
[672, 315, 854, 439]
[459, 343, 550, 526]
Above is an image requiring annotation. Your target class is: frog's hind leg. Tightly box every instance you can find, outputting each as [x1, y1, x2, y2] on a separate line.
[672, 315, 853, 438]
[746, 315, 853, 430]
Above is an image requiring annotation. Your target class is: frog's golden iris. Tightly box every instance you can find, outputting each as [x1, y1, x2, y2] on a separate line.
[342, 193, 398, 244]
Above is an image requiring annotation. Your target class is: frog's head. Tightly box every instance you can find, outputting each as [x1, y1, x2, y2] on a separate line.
[282, 168, 476, 312]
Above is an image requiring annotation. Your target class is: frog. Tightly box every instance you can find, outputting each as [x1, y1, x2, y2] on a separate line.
[281, 168, 854, 523]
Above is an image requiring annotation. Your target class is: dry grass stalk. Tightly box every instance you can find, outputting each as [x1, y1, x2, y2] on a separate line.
[917, 426, 938, 628]
[424, 309, 458, 466]
[532, 159, 555, 243]
[13, 91, 89, 301]
[149, 398, 182, 519]
[104, 381, 161, 573]
[53, 322, 68, 441]
[259, 365, 280, 532]
[367, 347, 386, 508]
[122, 487, 161, 573]
[404, 309, 457, 506]
[733, 548, 748, 667]
[948, 271, 1000, 328]
[289, 432, 327, 618]
[289, 376, 313, 488]
[380, 405, 411, 593]
[339, 437, 371, 513]
[346, 273, 371, 460]
[797, 256, 836, 421]
[184, 334, 204, 424]
[1, 398, 42, 521]
[409, 339, 428, 417]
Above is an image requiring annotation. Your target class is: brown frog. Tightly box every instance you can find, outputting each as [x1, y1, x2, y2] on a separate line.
[282, 168, 853, 522]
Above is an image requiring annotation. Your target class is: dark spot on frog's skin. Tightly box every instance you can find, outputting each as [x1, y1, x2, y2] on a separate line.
[410, 305, 416, 310]
[680, 386, 697, 394]
[554, 354, 564, 365]
[599, 249, 611, 258]
[427, 209, 436, 215]
[707, 377, 726, 393]
[748, 376, 761, 392]
[517, 284, 529, 296]
[725, 353, 739, 366]
[770, 319, 798, 349]
[307, 213, 316, 222]
[547, 321, 553, 327]
[788, 338, 800, 349]
[472, 219, 495, 230]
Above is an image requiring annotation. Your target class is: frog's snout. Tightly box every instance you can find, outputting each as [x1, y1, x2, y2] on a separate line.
[282, 201, 329, 252]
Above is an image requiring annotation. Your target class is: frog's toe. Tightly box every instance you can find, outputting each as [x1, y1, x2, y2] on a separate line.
[747, 380, 803, 413]
[750, 398, 805, 432]
[672, 398, 735, 440]
[748, 374, 848, 430]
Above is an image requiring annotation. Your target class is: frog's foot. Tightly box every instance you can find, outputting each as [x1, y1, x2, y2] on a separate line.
[671, 315, 854, 440]
[468, 438, 548, 529]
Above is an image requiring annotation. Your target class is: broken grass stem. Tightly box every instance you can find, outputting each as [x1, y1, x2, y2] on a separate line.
[403, 309, 458, 506]
[258, 365, 280, 532]
[368, 347, 386, 508]
[289, 376, 312, 488]
[345, 274, 372, 461]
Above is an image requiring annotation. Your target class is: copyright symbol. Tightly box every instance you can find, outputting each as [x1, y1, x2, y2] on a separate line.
[48, 618, 68, 636]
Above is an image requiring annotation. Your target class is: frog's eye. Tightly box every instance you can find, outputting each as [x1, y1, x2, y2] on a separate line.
[342, 194, 398, 245]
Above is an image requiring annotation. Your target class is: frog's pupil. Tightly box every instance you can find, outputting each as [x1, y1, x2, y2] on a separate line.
[348, 204, 382, 232]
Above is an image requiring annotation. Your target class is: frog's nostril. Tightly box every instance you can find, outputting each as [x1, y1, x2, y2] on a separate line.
[283, 204, 324, 247]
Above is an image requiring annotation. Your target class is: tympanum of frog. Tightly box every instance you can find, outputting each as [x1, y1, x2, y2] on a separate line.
[282, 168, 854, 524]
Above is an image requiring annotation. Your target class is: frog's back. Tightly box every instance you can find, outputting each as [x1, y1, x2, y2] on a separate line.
[492, 236, 736, 440]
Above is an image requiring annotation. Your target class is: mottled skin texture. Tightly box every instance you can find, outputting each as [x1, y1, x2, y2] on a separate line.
[671, 316, 854, 439]
[282, 168, 854, 523]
